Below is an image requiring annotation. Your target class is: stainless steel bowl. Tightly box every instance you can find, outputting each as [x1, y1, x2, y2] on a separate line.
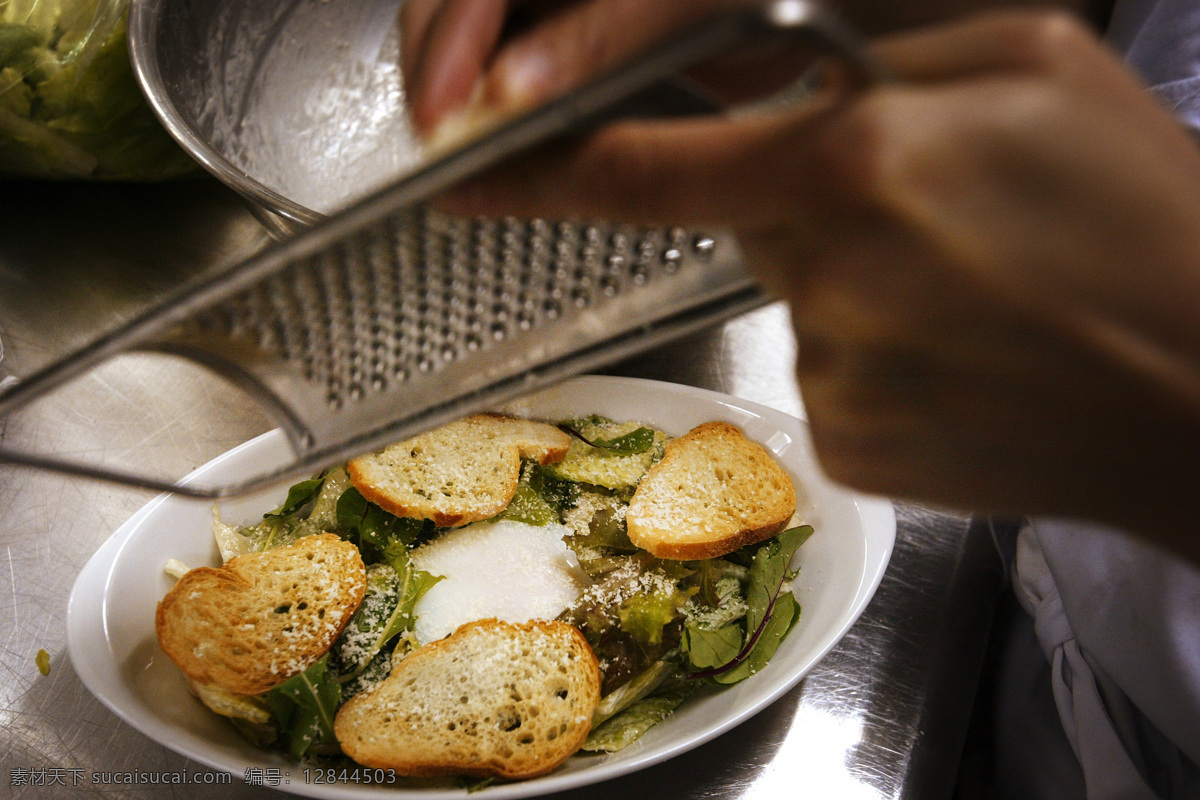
[128, 0, 878, 243]
[128, 0, 422, 237]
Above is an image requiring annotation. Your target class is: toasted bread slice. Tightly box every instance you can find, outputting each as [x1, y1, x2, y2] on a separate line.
[155, 533, 366, 696]
[335, 618, 600, 779]
[347, 414, 571, 527]
[626, 422, 797, 560]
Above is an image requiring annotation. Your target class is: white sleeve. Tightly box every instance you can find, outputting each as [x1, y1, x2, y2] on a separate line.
[1014, 520, 1200, 799]
[1106, 0, 1200, 130]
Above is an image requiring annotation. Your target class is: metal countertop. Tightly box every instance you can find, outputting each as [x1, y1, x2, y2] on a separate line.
[0, 178, 1005, 800]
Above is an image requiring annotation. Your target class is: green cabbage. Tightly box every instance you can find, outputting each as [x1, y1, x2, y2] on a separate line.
[0, 0, 196, 179]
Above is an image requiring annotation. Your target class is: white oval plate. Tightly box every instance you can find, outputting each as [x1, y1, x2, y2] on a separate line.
[68, 376, 894, 799]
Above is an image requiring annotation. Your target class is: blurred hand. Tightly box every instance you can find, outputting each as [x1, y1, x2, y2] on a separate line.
[400, 0, 1090, 133]
[427, 9, 1200, 560]
[401, 0, 750, 133]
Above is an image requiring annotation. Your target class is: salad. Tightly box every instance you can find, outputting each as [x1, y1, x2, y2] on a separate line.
[167, 414, 813, 774]
[0, 0, 196, 179]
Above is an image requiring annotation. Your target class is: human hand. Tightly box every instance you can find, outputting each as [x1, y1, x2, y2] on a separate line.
[400, 0, 1090, 134]
[401, 0, 752, 134]
[431, 10, 1200, 560]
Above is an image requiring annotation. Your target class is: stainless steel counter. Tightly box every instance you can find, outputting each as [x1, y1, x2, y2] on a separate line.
[0, 178, 1005, 799]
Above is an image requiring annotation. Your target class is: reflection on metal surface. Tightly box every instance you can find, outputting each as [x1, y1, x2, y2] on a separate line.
[0, 321, 18, 395]
[746, 706, 880, 800]
[203, 1, 421, 216]
[0, 327, 14, 401]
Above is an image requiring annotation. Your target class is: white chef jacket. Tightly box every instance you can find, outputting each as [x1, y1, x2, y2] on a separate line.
[1108, 0, 1200, 130]
[1000, 522, 1200, 799]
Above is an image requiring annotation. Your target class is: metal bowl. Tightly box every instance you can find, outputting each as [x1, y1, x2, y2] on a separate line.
[128, 0, 422, 237]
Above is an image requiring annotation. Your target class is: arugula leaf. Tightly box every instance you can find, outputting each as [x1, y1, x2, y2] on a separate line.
[682, 526, 813, 681]
[264, 476, 325, 520]
[334, 487, 371, 540]
[264, 656, 341, 761]
[377, 561, 442, 649]
[331, 561, 441, 682]
[681, 623, 743, 670]
[337, 647, 395, 702]
[330, 565, 400, 677]
[244, 469, 353, 552]
[710, 593, 800, 685]
[300, 469, 353, 533]
[336, 487, 427, 570]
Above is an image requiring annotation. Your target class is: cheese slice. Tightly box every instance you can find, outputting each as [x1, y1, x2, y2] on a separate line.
[409, 520, 590, 645]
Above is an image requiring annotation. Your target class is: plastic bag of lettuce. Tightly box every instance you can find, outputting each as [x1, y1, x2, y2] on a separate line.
[0, 0, 195, 179]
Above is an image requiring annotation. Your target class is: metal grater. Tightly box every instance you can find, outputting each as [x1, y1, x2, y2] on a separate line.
[0, 1, 882, 497]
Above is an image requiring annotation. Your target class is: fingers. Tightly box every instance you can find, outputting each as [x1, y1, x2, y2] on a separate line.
[400, 0, 444, 82]
[403, 0, 511, 132]
[402, 3, 1106, 137]
[478, 0, 742, 113]
[433, 9, 1141, 225]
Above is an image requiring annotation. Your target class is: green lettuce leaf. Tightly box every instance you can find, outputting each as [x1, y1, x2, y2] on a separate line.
[571, 503, 637, 555]
[528, 464, 580, 513]
[548, 417, 665, 491]
[497, 473, 557, 525]
[619, 585, 696, 645]
[0, 6, 196, 179]
[591, 659, 677, 728]
[581, 426, 657, 455]
[581, 679, 696, 753]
